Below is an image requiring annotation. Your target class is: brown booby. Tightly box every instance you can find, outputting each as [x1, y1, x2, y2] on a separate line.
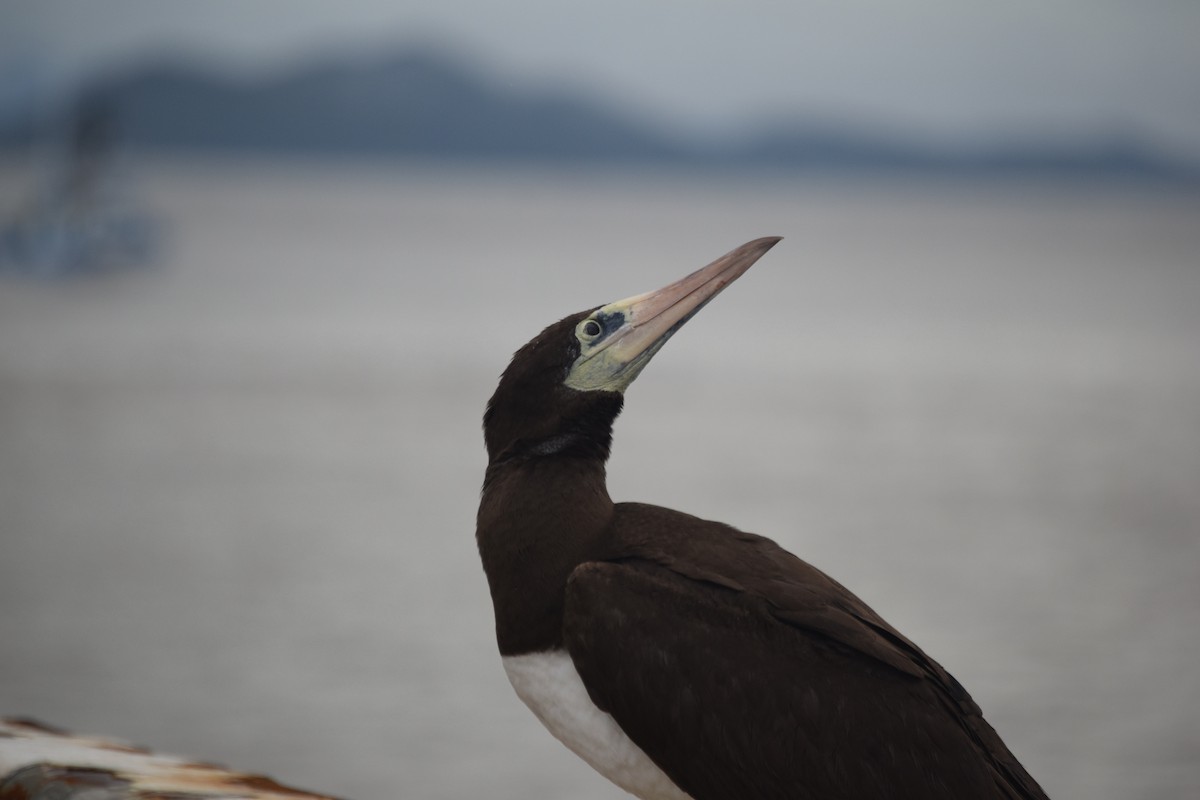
[476, 238, 1048, 799]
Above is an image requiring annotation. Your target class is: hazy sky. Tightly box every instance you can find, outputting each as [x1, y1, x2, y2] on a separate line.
[4, 0, 1200, 157]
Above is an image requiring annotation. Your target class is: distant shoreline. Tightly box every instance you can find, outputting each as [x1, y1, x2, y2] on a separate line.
[3, 151, 1199, 194]
[2, 50, 1197, 183]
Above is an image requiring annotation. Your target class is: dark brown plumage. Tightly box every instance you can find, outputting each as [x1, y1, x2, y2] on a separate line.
[476, 238, 1049, 799]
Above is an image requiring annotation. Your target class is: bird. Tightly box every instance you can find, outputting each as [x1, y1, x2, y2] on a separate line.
[475, 237, 1049, 800]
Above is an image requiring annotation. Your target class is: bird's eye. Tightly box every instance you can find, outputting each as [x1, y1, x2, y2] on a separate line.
[582, 319, 602, 338]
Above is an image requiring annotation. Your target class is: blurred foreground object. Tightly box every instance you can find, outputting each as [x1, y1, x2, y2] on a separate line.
[1, 89, 160, 279]
[0, 719, 336, 800]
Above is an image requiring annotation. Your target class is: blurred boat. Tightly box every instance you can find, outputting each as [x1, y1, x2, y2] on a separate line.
[1, 89, 160, 279]
[0, 193, 159, 279]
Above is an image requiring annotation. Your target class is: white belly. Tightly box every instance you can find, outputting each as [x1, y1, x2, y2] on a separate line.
[503, 650, 692, 800]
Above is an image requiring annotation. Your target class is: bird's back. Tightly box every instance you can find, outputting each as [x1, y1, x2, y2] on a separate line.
[559, 502, 1048, 800]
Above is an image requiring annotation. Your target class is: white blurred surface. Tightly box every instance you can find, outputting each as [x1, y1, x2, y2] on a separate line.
[2, 159, 1198, 799]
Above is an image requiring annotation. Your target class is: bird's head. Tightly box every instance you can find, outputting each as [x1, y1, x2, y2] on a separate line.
[483, 237, 781, 467]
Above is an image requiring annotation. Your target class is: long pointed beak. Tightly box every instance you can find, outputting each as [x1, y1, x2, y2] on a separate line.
[564, 236, 781, 393]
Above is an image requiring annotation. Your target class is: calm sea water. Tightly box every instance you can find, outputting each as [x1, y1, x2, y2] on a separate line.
[2, 159, 1198, 799]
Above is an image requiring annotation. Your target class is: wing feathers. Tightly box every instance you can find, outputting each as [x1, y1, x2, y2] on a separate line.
[564, 561, 1025, 800]
[568, 502, 1049, 799]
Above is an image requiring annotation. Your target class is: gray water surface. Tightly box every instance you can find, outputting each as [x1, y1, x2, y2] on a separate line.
[2, 161, 1198, 799]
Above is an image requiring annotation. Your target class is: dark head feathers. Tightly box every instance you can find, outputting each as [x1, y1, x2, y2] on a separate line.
[483, 309, 623, 468]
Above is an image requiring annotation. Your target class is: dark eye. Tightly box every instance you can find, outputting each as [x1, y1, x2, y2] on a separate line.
[583, 320, 602, 337]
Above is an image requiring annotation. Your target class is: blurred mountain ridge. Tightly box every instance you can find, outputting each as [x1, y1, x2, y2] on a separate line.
[1, 47, 1196, 178]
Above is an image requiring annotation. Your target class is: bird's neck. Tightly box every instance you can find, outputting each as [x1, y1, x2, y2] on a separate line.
[476, 455, 614, 655]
